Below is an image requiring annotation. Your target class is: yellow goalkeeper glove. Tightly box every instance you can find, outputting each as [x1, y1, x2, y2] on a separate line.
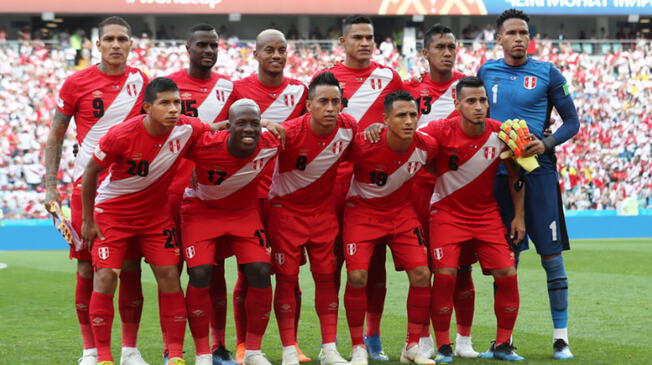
[498, 119, 540, 172]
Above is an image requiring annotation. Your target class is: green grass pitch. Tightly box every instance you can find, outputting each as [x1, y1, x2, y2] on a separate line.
[1, 239, 651, 364]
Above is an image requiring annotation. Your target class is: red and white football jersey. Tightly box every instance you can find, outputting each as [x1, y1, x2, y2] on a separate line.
[57, 65, 148, 183]
[92, 114, 209, 216]
[184, 131, 280, 211]
[421, 117, 507, 224]
[268, 113, 357, 212]
[166, 69, 237, 195]
[234, 74, 307, 123]
[234, 74, 308, 197]
[404, 71, 466, 129]
[346, 129, 438, 211]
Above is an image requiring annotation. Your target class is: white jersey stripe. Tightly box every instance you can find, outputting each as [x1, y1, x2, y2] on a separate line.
[417, 81, 458, 129]
[73, 71, 145, 181]
[185, 147, 278, 201]
[347, 147, 428, 200]
[95, 124, 193, 205]
[197, 78, 233, 124]
[260, 84, 305, 123]
[268, 128, 354, 199]
[343, 68, 393, 123]
[430, 132, 502, 205]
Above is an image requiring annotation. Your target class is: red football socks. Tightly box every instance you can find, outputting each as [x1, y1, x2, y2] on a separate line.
[186, 285, 211, 355]
[344, 284, 366, 346]
[245, 286, 272, 351]
[494, 275, 519, 344]
[431, 273, 456, 347]
[118, 270, 143, 348]
[159, 291, 187, 359]
[75, 273, 95, 350]
[294, 282, 302, 343]
[233, 271, 248, 346]
[407, 286, 431, 344]
[454, 269, 475, 337]
[313, 272, 339, 344]
[210, 264, 227, 351]
[89, 291, 115, 362]
[274, 274, 298, 346]
[365, 251, 387, 337]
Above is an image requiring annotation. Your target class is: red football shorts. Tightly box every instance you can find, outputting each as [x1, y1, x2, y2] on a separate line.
[168, 191, 184, 234]
[91, 212, 179, 270]
[429, 210, 513, 271]
[72, 187, 140, 262]
[343, 205, 428, 272]
[267, 204, 339, 276]
[181, 199, 271, 268]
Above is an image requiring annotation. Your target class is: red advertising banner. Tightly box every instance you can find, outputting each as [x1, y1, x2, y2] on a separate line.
[0, 0, 489, 15]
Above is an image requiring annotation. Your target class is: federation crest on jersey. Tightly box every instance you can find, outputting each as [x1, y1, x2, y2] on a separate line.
[216, 90, 227, 103]
[98, 247, 110, 260]
[274, 252, 285, 265]
[284, 94, 296, 107]
[331, 140, 344, 154]
[252, 158, 264, 170]
[407, 161, 420, 174]
[484, 146, 497, 160]
[126, 83, 139, 97]
[346, 243, 357, 256]
[370, 78, 383, 90]
[523, 76, 537, 90]
[185, 246, 196, 259]
[169, 139, 181, 153]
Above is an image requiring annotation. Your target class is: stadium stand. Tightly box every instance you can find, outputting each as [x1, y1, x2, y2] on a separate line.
[0, 37, 650, 219]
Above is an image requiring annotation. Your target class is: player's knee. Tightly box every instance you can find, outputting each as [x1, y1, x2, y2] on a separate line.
[491, 267, 516, 278]
[276, 273, 299, 287]
[93, 268, 119, 293]
[77, 260, 93, 278]
[121, 259, 141, 272]
[458, 265, 473, 273]
[541, 252, 561, 262]
[435, 267, 458, 276]
[347, 270, 368, 288]
[243, 262, 271, 288]
[152, 265, 182, 292]
[407, 266, 431, 287]
[188, 264, 213, 288]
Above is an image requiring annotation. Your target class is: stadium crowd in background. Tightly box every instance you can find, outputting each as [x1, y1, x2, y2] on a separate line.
[0, 33, 650, 219]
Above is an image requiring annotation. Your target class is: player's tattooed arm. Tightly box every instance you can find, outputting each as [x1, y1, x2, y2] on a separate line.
[43, 110, 72, 211]
[505, 160, 525, 244]
[362, 122, 386, 143]
[80, 158, 106, 249]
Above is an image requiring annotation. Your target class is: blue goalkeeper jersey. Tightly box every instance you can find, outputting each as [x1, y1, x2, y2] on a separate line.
[478, 58, 579, 174]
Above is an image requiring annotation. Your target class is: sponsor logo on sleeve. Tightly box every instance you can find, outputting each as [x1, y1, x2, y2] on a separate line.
[94, 145, 107, 161]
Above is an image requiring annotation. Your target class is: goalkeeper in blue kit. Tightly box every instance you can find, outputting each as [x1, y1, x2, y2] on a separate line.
[477, 8, 580, 361]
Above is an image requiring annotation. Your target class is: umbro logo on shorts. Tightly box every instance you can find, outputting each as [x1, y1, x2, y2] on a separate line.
[346, 243, 357, 256]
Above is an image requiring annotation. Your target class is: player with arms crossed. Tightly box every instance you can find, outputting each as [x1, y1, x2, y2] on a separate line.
[421, 77, 525, 362]
[316, 16, 405, 360]
[166, 23, 238, 365]
[478, 9, 580, 360]
[81, 77, 216, 365]
[403, 23, 478, 359]
[44, 16, 149, 365]
[232, 28, 309, 364]
[181, 100, 280, 365]
[343, 91, 436, 365]
[267, 72, 354, 365]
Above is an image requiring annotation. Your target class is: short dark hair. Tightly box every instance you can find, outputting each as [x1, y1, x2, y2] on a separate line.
[384, 90, 415, 113]
[308, 72, 342, 99]
[496, 9, 530, 32]
[342, 15, 372, 35]
[455, 76, 485, 98]
[188, 23, 216, 41]
[144, 77, 179, 103]
[98, 16, 132, 37]
[423, 23, 454, 49]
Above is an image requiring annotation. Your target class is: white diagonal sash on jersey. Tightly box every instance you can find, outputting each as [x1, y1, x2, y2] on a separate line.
[197, 78, 233, 123]
[189, 147, 278, 201]
[343, 68, 393, 123]
[95, 124, 193, 205]
[431, 132, 502, 205]
[261, 84, 305, 123]
[347, 147, 428, 199]
[73, 71, 145, 181]
[269, 128, 354, 199]
[417, 81, 458, 129]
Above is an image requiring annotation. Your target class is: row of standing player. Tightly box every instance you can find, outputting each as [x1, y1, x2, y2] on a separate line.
[44, 9, 579, 365]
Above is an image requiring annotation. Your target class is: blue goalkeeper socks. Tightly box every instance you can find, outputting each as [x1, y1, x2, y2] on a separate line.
[542, 254, 568, 329]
